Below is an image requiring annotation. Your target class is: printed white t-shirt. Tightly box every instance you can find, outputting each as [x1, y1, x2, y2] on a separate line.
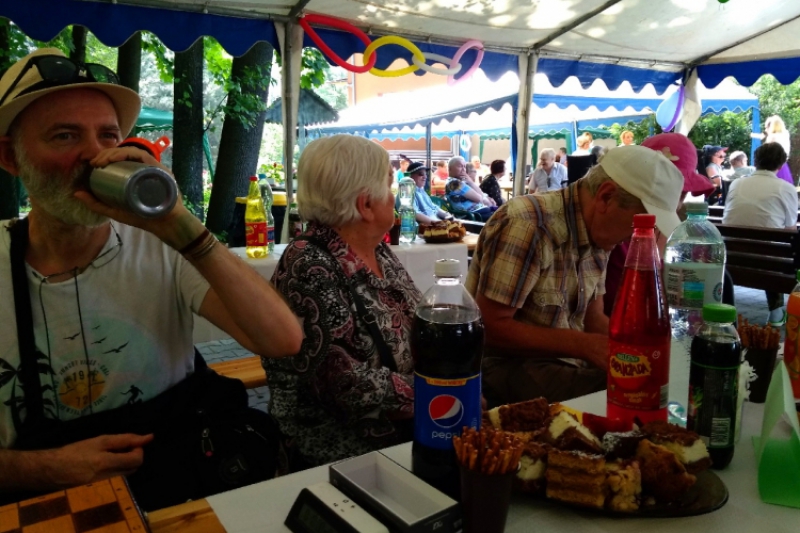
[0, 221, 210, 448]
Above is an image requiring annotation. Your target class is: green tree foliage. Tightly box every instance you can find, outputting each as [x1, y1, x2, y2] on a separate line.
[750, 75, 800, 130]
[688, 111, 752, 154]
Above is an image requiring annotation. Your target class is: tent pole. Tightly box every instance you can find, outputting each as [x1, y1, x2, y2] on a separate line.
[425, 123, 432, 193]
[277, 21, 303, 243]
[514, 52, 537, 197]
[751, 106, 761, 162]
[676, 69, 701, 135]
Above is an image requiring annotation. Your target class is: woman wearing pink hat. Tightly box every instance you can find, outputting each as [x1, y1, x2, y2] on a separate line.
[603, 134, 716, 316]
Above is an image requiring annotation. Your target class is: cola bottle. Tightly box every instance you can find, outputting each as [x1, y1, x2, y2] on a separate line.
[411, 259, 484, 500]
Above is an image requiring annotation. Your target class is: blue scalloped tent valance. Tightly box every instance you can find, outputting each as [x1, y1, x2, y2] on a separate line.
[698, 57, 800, 89]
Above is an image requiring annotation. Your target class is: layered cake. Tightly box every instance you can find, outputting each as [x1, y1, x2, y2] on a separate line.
[420, 220, 466, 240]
[545, 449, 607, 509]
[486, 397, 551, 433]
[603, 430, 645, 461]
[640, 421, 712, 473]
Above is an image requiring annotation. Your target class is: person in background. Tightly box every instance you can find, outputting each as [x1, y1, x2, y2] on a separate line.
[557, 147, 569, 167]
[434, 160, 449, 181]
[408, 162, 453, 224]
[763, 115, 794, 186]
[465, 162, 479, 187]
[619, 130, 635, 146]
[727, 150, 755, 181]
[572, 132, 593, 155]
[467, 146, 683, 406]
[703, 145, 727, 188]
[267, 134, 421, 467]
[480, 160, 506, 207]
[471, 156, 489, 181]
[591, 145, 607, 162]
[0, 48, 302, 505]
[603, 133, 716, 316]
[528, 148, 567, 193]
[723, 142, 798, 327]
[394, 156, 411, 182]
[445, 156, 497, 221]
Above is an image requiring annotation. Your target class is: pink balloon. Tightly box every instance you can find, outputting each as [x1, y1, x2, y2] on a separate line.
[447, 40, 485, 86]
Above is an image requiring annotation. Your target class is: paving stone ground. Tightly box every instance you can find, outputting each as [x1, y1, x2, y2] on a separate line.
[199, 285, 775, 414]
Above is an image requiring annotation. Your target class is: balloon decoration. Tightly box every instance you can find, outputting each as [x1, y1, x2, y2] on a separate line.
[655, 86, 686, 132]
[460, 134, 472, 153]
[298, 14, 483, 85]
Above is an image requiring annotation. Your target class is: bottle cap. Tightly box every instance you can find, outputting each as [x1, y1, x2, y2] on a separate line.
[702, 303, 737, 324]
[632, 214, 656, 228]
[118, 135, 170, 162]
[685, 202, 709, 215]
[434, 259, 461, 278]
[249, 176, 258, 182]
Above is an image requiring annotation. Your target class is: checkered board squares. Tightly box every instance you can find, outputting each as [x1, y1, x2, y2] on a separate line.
[0, 477, 148, 533]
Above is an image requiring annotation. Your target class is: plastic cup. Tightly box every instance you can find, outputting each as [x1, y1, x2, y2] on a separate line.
[459, 465, 515, 533]
[744, 347, 779, 403]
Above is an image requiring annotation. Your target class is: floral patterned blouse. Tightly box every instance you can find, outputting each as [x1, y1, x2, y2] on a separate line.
[480, 175, 505, 206]
[266, 222, 422, 466]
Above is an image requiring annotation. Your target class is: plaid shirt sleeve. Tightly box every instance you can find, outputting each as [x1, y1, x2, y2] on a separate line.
[474, 214, 551, 309]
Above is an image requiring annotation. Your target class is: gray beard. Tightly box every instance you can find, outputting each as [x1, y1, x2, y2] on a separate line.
[17, 152, 108, 228]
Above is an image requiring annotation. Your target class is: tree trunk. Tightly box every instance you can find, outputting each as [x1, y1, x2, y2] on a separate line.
[172, 39, 205, 219]
[0, 20, 18, 219]
[205, 42, 274, 234]
[70, 26, 87, 63]
[116, 32, 142, 94]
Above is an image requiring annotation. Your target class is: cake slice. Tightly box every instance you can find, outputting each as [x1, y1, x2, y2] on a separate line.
[635, 439, 696, 502]
[485, 398, 551, 433]
[546, 410, 603, 454]
[605, 460, 642, 512]
[515, 441, 549, 494]
[545, 449, 607, 509]
[603, 430, 645, 461]
[640, 421, 712, 473]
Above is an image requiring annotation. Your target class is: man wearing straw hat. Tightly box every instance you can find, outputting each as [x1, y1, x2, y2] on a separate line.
[0, 49, 301, 504]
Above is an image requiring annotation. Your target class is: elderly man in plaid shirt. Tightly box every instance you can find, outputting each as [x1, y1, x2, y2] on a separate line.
[466, 146, 684, 407]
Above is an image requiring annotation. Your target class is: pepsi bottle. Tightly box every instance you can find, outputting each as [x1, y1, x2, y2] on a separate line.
[411, 259, 484, 500]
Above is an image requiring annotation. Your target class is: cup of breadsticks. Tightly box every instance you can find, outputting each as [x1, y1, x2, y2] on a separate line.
[738, 315, 781, 403]
[454, 426, 523, 533]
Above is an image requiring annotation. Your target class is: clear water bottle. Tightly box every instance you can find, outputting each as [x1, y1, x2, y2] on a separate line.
[664, 202, 726, 417]
[397, 176, 416, 243]
[411, 259, 484, 500]
[259, 177, 275, 254]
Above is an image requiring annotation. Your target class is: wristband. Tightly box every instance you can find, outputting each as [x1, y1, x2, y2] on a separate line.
[179, 228, 211, 255]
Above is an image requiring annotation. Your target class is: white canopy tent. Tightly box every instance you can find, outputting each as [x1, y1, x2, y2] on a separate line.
[4, 0, 800, 199]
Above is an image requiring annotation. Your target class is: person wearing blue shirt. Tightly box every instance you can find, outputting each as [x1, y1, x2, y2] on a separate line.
[407, 162, 454, 223]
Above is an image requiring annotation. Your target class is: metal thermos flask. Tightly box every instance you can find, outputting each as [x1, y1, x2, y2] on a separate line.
[89, 161, 178, 218]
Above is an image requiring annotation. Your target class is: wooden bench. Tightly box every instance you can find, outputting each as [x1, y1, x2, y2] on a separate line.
[712, 224, 800, 293]
[708, 205, 800, 226]
[208, 355, 267, 389]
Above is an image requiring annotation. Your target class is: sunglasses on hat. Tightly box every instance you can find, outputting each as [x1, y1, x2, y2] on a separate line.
[0, 55, 120, 107]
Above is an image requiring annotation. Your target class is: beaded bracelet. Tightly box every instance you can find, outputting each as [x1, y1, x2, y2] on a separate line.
[180, 229, 217, 262]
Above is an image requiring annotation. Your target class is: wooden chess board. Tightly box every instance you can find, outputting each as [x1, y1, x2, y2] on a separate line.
[0, 476, 148, 533]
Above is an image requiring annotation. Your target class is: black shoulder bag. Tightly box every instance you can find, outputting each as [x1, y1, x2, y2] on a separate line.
[6, 218, 285, 511]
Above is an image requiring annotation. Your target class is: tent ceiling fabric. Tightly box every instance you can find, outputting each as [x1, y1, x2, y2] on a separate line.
[4, 0, 800, 92]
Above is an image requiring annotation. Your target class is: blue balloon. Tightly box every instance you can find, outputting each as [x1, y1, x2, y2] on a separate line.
[656, 86, 685, 132]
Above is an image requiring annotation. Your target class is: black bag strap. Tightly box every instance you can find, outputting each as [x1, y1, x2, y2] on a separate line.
[8, 218, 47, 423]
[294, 236, 397, 373]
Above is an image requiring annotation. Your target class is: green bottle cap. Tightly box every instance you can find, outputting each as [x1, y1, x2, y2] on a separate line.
[685, 202, 708, 215]
[702, 303, 737, 324]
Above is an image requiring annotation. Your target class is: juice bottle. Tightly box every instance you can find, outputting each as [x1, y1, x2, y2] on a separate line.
[784, 271, 800, 399]
[245, 176, 268, 258]
[608, 214, 671, 425]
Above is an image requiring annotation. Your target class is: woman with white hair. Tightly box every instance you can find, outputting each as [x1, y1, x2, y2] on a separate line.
[764, 115, 794, 185]
[266, 135, 421, 467]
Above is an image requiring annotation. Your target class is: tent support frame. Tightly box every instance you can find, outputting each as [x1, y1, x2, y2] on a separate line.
[513, 52, 537, 197]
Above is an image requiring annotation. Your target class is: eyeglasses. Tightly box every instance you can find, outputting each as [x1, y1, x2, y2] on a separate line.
[35, 224, 123, 284]
[0, 55, 120, 107]
[714, 153, 725, 159]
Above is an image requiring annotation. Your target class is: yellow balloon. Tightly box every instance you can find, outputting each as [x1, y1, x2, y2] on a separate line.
[363, 35, 425, 78]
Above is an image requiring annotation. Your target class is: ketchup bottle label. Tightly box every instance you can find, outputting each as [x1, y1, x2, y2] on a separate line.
[245, 221, 267, 246]
[608, 340, 669, 411]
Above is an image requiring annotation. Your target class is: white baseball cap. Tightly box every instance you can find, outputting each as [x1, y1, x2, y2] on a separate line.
[598, 145, 684, 237]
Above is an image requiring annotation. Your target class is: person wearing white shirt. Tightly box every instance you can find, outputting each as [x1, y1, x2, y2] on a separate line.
[723, 142, 798, 326]
[528, 148, 567, 193]
[726, 151, 755, 181]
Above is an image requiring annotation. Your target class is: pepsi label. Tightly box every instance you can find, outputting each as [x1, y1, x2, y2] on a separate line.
[414, 372, 481, 450]
[267, 226, 275, 244]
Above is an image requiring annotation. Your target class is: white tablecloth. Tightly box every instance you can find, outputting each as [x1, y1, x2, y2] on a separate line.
[206, 394, 798, 533]
[193, 240, 469, 343]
